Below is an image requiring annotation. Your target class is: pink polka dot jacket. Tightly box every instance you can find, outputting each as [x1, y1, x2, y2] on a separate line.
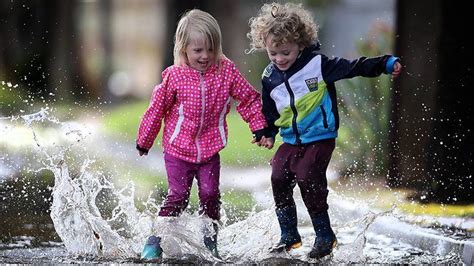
[136, 57, 267, 163]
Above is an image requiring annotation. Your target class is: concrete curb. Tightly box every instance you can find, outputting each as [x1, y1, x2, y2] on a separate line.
[369, 216, 473, 264]
[330, 196, 474, 264]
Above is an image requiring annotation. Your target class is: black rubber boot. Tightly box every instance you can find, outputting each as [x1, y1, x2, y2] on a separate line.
[271, 206, 302, 252]
[203, 222, 221, 259]
[309, 210, 337, 259]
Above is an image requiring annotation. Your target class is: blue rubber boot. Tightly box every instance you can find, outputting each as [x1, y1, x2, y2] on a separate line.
[271, 206, 302, 252]
[309, 211, 337, 259]
[141, 235, 163, 262]
[203, 222, 221, 259]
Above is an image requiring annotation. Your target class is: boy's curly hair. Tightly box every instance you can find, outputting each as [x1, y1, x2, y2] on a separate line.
[247, 2, 318, 53]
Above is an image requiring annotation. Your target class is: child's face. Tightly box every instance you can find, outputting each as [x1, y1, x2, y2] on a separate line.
[265, 34, 303, 71]
[185, 34, 215, 72]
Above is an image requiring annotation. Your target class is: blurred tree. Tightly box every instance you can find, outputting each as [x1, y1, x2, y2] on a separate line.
[97, 0, 114, 102]
[49, 0, 91, 102]
[0, 0, 92, 112]
[390, 0, 473, 203]
[0, 0, 58, 100]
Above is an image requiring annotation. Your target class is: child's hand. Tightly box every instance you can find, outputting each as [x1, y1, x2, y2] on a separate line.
[262, 137, 274, 149]
[253, 136, 274, 149]
[391, 61, 402, 78]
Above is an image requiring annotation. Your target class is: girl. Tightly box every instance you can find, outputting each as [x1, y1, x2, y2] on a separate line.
[137, 9, 267, 261]
[248, 2, 401, 259]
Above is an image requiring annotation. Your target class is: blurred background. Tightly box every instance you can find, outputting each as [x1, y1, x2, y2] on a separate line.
[0, 0, 473, 215]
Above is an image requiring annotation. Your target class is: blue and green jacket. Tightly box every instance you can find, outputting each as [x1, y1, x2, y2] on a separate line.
[261, 43, 399, 145]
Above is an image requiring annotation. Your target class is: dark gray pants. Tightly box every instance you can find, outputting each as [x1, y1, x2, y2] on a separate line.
[271, 139, 335, 218]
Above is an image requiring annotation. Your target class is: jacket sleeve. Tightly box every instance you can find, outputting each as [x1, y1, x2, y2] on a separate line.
[228, 63, 267, 133]
[321, 54, 396, 84]
[261, 79, 280, 139]
[136, 68, 175, 151]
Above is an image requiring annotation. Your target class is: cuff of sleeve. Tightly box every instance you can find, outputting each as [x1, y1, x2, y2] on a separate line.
[386, 56, 400, 74]
[136, 144, 149, 154]
[253, 128, 266, 142]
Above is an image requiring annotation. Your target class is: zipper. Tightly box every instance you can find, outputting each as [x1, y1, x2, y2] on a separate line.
[195, 72, 206, 163]
[282, 72, 301, 144]
[320, 106, 328, 128]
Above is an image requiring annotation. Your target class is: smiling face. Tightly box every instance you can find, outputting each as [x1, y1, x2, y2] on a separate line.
[185, 33, 215, 72]
[265, 34, 303, 71]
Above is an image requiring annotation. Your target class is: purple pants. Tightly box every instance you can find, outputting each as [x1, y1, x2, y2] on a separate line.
[271, 139, 335, 218]
[159, 153, 221, 220]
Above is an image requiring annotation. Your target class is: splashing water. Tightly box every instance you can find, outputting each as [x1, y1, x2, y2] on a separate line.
[2, 108, 221, 261]
[0, 109, 466, 263]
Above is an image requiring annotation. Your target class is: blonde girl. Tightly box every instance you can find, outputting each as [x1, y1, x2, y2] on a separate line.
[137, 9, 268, 261]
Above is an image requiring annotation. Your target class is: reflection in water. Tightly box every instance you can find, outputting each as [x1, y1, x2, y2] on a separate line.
[0, 109, 465, 263]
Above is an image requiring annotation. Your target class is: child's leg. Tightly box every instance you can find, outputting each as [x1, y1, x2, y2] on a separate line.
[271, 143, 298, 210]
[271, 143, 302, 250]
[293, 139, 335, 217]
[158, 153, 197, 217]
[196, 153, 221, 220]
[292, 139, 336, 258]
[196, 153, 221, 258]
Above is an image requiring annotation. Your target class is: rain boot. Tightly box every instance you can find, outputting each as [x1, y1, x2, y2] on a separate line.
[309, 210, 337, 259]
[271, 206, 302, 252]
[141, 235, 163, 262]
[203, 222, 221, 259]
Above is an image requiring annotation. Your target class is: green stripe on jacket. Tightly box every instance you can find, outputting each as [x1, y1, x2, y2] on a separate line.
[275, 82, 327, 128]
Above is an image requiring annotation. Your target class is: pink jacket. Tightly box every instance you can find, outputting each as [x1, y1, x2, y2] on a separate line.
[137, 58, 267, 163]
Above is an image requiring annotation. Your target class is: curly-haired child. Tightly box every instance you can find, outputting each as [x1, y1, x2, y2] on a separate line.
[248, 2, 401, 259]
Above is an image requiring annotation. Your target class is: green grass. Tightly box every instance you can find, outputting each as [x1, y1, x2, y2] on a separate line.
[398, 203, 474, 218]
[102, 101, 150, 140]
[102, 101, 278, 166]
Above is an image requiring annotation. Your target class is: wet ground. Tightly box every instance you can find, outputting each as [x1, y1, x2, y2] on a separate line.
[0, 176, 468, 264]
[0, 232, 465, 264]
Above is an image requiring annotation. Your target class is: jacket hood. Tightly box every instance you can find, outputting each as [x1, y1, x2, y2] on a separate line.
[304, 42, 321, 53]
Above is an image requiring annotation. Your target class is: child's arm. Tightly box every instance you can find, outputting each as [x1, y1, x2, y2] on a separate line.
[136, 68, 175, 155]
[261, 83, 280, 140]
[228, 63, 267, 134]
[321, 54, 401, 83]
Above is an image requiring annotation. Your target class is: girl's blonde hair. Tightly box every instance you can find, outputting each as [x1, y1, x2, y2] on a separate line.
[247, 2, 318, 53]
[173, 9, 223, 66]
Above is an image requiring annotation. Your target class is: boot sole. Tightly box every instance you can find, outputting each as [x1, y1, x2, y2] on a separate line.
[309, 239, 337, 259]
[270, 241, 302, 253]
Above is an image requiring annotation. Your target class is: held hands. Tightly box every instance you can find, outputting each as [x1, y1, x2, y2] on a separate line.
[252, 136, 275, 149]
[391, 61, 402, 78]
